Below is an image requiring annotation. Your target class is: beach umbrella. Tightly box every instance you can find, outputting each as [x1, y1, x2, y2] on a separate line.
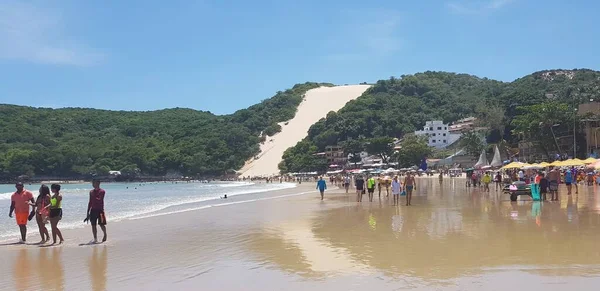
[549, 160, 564, 167]
[501, 162, 526, 169]
[538, 162, 550, 167]
[583, 157, 597, 164]
[560, 159, 585, 166]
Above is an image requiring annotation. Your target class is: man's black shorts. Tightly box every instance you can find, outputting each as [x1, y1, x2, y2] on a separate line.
[90, 209, 107, 226]
[367, 187, 375, 193]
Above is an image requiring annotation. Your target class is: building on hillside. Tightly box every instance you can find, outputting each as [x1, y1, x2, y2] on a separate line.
[415, 121, 462, 149]
[448, 117, 477, 133]
[361, 155, 383, 168]
[325, 145, 347, 166]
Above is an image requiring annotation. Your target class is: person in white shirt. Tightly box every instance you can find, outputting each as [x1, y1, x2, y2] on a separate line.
[343, 176, 351, 193]
[518, 170, 525, 181]
[391, 176, 402, 206]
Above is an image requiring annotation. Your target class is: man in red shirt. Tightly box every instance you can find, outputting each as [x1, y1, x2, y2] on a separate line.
[9, 182, 35, 243]
[84, 179, 108, 243]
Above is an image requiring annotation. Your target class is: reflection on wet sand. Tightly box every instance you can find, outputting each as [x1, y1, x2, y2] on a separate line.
[39, 247, 65, 290]
[247, 219, 370, 278]
[310, 180, 600, 280]
[247, 179, 600, 283]
[88, 246, 108, 291]
[13, 249, 32, 291]
[11, 247, 64, 291]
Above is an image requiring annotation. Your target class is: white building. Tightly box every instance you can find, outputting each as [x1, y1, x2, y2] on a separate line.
[415, 120, 462, 149]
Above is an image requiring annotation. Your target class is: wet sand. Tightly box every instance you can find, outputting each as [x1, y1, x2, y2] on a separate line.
[1, 179, 600, 290]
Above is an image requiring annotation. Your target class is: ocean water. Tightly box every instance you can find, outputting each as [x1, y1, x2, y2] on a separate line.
[0, 181, 296, 241]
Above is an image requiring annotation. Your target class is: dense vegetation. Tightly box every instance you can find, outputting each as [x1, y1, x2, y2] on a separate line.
[280, 69, 600, 173]
[0, 82, 331, 179]
[3, 69, 599, 178]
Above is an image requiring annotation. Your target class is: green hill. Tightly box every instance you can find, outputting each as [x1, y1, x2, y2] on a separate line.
[3, 69, 600, 179]
[0, 82, 331, 179]
[280, 69, 600, 173]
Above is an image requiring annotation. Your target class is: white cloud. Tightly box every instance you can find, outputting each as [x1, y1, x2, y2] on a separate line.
[324, 9, 402, 62]
[447, 0, 515, 14]
[0, 1, 103, 66]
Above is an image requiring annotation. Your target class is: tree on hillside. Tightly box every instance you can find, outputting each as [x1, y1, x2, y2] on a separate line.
[461, 131, 485, 158]
[278, 140, 327, 173]
[342, 139, 365, 168]
[365, 137, 394, 164]
[393, 135, 432, 168]
[511, 101, 577, 158]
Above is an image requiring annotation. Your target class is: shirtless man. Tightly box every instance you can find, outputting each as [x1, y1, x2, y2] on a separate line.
[404, 172, 416, 206]
[548, 167, 560, 201]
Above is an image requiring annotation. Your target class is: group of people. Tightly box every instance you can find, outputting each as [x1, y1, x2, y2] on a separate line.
[468, 166, 584, 201]
[531, 167, 576, 201]
[467, 171, 503, 192]
[8, 180, 108, 244]
[317, 172, 417, 206]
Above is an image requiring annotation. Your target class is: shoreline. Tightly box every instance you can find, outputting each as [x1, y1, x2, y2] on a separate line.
[2, 179, 600, 290]
[0, 181, 298, 242]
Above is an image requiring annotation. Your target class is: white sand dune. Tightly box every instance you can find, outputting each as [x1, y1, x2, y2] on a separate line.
[239, 85, 371, 177]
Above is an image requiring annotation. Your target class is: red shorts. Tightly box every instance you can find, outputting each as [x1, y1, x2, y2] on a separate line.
[15, 212, 28, 226]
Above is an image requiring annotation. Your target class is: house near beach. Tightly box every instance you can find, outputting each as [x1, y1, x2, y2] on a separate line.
[414, 120, 462, 149]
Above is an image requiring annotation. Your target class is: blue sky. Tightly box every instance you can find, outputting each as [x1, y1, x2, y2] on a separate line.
[0, 0, 598, 114]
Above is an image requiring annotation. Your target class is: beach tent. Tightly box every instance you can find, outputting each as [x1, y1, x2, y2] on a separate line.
[474, 149, 489, 169]
[490, 145, 503, 167]
[501, 162, 526, 169]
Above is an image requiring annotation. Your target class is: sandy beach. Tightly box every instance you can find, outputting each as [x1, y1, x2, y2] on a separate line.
[2, 178, 600, 290]
[239, 85, 371, 177]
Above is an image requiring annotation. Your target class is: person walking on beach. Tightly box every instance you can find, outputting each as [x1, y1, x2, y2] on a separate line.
[355, 176, 365, 202]
[404, 172, 416, 206]
[316, 177, 327, 200]
[384, 178, 390, 197]
[470, 172, 477, 188]
[343, 175, 351, 193]
[565, 169, 574, 195]
[571, 167, 579, 194]
[84, 180, 107, 243]
[391, 176, 402, 206]
[494, 172, 503, 191]
[377, 177, 382, 199]
[367, 176, 376, 202]
[548, 167, 560, 201]
[539, 173, 549, 201]
[33, 185, 51, 244]
[482, 172, 492, 192]
[49, 184, 64, 244]
[9, 182, 35, 243]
